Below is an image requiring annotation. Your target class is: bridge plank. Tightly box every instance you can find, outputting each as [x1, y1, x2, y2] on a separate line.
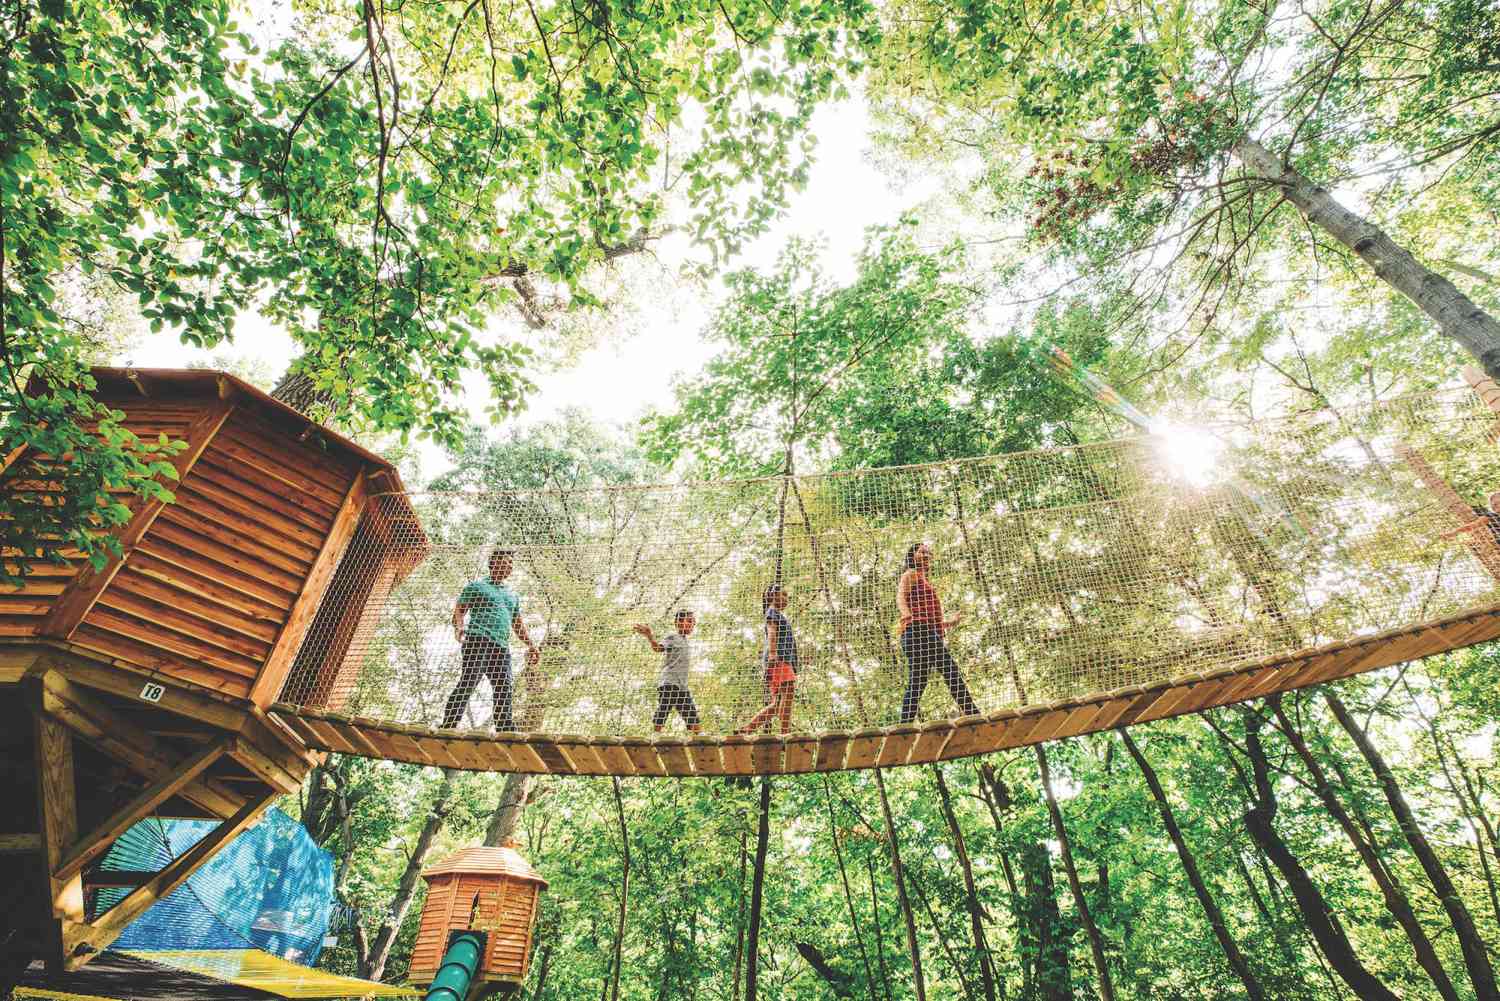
[877, 729, 917, 768]
[784, 736, 819, 774]
[815, 733, 851, 771]
[910, 722, 954, 762]
[686, 737, 724, 775]
[556, 737, 609, 775]
[654, 738, 693, 776]
[530, 738, 575, 775]
[750, 736, 785, 774]
[621, 740, 667, 776]
[720, 737, 754, 774]
[593, 739, 638, 776]
[843, 730, 885, 769]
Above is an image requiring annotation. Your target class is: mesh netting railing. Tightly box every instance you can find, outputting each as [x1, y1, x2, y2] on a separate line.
[277, 390, 1500, 740]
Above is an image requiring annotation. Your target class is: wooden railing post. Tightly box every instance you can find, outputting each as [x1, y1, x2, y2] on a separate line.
[1395, 442, 1500, 582]
[1462, 365, 1500, 429]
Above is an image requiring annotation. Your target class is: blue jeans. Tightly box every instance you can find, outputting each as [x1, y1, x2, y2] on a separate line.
[900, 623, 978, 723]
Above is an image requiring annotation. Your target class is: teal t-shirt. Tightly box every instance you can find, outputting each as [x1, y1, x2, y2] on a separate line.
[459, 580, 520, 645]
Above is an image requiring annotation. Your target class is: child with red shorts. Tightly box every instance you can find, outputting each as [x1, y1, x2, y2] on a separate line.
[737, 583, 798, 735]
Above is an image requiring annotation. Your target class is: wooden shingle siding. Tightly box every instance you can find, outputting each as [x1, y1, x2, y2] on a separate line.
[4, 369, 420, 708]
[191, 452, 336, 532]
[132, 537, 298, 611]
[74, 407, 363, 698]
[1, 398, 208, 639]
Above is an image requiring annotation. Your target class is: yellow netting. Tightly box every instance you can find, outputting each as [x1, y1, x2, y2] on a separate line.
[117, 951, 416, 999]
[276, 390, 1500, 741]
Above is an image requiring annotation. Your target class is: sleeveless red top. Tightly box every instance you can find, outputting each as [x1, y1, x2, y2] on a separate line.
[903, 571, 944, 628]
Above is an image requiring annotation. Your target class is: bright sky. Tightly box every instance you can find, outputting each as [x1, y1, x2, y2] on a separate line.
[129, 98, 922, 458]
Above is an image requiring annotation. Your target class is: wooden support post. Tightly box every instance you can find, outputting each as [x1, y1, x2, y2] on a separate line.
[1395, 442, 1500, 582]
[51, 737, 232, 883]
[1462, 365, 1500, 442]
[33, 711, 83, 970]
[249, 471, 368, 708]
[39, 398, 236, 640]
[36, 671, 245, 819]
[68, 791, 276, 967]
[81, 871, 155, 889]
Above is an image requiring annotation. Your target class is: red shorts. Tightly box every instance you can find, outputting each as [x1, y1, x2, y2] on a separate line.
[767, 660, 797, 691]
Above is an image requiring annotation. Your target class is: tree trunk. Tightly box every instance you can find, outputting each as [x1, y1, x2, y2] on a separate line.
[867, 853, 895, 1001]
[1033, 745, 1115, 1001]
[1118, 730, 1266, 1001]
[529, 943, 553, 1001]
[1322, 690, 1500, 1001]
[931, 765, 996, 1001]
[1404, 673, 1500, 928]
[1446, 740, 1500, 927]
[909, 870, 978, 1001]
[609, 777, 630, 1001]
[745, 776, 773, 1001]
[979, 764, 1071, 1001]
[732, 828, 748, 1001]
[270, 367, 337, 415]
[484, 772, 535, 847]
[362, 768, 458, 980]
[1240, 707, 1401, 1001]
[1272, 704, 1461, 1001]
[1235, 138, 1500, 376]
[797, 942, 856, 997]
[823, 778, 878, 1000]
[874, 767, 926, 1001]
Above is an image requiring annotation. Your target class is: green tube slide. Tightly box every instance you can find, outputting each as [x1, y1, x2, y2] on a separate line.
[424, 930, 486, 1001]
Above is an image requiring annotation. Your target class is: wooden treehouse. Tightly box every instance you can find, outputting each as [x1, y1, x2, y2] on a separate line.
[408, 846, 548, 994]
[0, 368, 425, 976]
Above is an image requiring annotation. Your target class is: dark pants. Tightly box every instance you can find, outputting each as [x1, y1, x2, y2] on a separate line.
[900, 622, 979, 724]
[653, 684, 701, 728]
[442, 635, 515, 731]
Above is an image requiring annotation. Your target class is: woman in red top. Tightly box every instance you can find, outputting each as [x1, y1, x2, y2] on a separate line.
[897, 542, 979, 723]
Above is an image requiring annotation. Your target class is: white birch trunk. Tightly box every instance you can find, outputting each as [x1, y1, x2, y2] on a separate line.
[1234, 138, 1500, 377]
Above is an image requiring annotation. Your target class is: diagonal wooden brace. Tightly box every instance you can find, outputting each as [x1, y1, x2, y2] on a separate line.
[51, 736, 233, 884]
[64, 791, 277, 968]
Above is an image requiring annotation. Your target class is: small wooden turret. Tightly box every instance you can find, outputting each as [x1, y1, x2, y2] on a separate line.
[408, 845, 548, 993]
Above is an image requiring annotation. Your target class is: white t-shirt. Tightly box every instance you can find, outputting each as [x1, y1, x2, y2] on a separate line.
[658, 632, 693, 687]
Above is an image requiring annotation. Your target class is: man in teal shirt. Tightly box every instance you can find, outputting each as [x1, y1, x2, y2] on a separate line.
[442, 548, 540, 731]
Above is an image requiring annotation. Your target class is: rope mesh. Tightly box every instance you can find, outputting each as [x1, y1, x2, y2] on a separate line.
[277, 390, 1500, 739]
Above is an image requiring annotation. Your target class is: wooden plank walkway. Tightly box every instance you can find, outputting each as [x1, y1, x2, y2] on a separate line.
[271, 603, 1500, 776]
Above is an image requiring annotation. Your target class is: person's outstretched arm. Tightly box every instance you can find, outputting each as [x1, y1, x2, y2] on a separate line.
[452, 600, 469, 642]
[896, 570, 913, 627]
[766, 616, 780, 660]
[513, 607, 541, 665]
[633, 623, 665, 653]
